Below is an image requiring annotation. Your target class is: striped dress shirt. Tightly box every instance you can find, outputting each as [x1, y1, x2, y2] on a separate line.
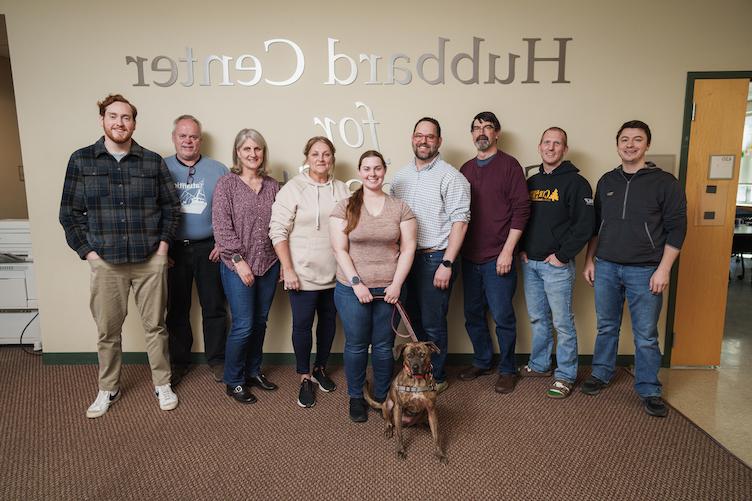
[390, 154, 471, 250]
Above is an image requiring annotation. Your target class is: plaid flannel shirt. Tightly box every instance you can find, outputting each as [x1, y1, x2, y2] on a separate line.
[59, 137, 181, 264]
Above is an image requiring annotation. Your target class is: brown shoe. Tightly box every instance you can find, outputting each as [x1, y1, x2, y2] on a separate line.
[211, 364, 224, 383]
[494, 373, 518, 394]
[458, 365, 493, 381]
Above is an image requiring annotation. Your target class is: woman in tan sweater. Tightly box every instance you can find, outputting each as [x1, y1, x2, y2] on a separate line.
[269, 136, 350, 408]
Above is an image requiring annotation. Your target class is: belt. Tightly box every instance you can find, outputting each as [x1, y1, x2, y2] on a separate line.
[177, 237, 214, 246]
[417, 248, 444, 254]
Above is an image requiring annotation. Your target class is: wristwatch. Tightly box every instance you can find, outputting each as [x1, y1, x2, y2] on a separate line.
[350, 276, 361, 286]
[441, 259, 453, 268]
[231, 253, 243, 264]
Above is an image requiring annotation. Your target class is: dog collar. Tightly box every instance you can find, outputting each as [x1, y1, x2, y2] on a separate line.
[396, 384, 436, 393]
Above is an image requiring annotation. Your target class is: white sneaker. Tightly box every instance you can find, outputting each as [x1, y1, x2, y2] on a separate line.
[86, 389, 120, 418]
[155, 384, 178, 411]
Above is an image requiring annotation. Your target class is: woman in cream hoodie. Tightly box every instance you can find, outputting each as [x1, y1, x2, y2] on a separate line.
[269, 136, 350, 408]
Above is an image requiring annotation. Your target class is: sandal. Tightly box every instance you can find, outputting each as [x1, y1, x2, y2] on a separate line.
[546, 380, 573, 399]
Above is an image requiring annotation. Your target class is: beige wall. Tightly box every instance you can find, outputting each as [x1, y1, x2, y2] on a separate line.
[1, 0, 750, 354]
[0, 55, 27, 219]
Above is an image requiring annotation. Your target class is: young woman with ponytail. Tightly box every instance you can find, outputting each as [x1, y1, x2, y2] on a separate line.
[329, 150, 417, 422]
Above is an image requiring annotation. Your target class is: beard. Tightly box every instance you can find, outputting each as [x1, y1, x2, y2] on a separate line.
[474, 135, 492, 151]
[413, 143, 438, 161]
[104, 127, 133, 144]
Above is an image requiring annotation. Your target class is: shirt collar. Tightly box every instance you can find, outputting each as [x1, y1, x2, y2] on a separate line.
[175, 155, 201, 168]
[412, 153, 442, 172]
[94, 136, 144, 159]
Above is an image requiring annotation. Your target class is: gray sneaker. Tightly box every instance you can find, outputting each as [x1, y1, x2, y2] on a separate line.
[518, 364, 553, 377]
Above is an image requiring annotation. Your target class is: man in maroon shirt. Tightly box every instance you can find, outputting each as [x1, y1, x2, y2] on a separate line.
[458, 111, 530, 394]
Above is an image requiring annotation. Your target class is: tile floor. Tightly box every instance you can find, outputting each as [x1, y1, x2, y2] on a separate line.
[662, 266, 752, 466]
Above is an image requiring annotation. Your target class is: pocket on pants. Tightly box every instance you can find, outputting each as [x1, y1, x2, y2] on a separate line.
[151, 253, 169, 267]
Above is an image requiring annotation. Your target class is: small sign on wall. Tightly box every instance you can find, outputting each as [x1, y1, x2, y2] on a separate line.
[708, 155, 735, 180]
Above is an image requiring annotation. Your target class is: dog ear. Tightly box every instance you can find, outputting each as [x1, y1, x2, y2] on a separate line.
[393, 342, 408, 360]
[424, 342, 440, 354]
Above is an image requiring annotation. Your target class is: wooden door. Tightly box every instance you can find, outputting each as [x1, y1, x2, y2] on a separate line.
[671, 78, 748, 366]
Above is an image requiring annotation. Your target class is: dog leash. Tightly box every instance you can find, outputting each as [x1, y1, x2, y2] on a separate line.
[370, 295, 436, 393]
[370, 294, 419, 343]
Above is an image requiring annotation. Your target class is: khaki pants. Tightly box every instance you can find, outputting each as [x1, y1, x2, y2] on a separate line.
[89, 253, 170, 390]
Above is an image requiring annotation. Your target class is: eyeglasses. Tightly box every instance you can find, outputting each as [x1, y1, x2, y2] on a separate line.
[187, 165, 196, 184]
[413, 133, 438, 142]
[471, 124, 496, 133]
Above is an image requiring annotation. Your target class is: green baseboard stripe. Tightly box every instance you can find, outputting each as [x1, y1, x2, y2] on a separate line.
[44, 352, 635, 367]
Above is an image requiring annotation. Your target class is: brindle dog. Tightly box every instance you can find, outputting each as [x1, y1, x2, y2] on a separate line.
[364, 341, 446, 463]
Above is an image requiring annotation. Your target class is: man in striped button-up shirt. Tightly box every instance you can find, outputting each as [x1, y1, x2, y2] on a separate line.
[390, 117, 471, 392]
[59, 94, 181, 419]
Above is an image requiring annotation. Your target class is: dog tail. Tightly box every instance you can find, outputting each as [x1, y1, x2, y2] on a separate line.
[363, 380, 383, 410]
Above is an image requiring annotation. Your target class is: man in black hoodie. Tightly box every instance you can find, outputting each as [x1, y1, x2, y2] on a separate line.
[519, 127, 594, 399]
[581, 120, 687, 418]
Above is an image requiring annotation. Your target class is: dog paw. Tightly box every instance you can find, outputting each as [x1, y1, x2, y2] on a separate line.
[384, 428, 394, 439]
[397, 450, 407, 460]
[436, 453, 448, 464]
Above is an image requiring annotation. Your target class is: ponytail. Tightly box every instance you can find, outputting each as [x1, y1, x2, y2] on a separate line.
[344, 187, 364, 235]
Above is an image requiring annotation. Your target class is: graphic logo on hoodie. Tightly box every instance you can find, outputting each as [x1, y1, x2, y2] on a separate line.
[529, 188, 559, 202]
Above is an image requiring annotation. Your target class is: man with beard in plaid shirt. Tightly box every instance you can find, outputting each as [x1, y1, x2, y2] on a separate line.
[60, 94, 181, 418]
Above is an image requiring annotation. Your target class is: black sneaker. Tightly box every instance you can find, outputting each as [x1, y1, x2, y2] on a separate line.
[297, 379, 315, 408]
[642, 396, 669, 418]
[580, 376, 608, 396]
[311, 367, 337, 392]
[170, 365, 190, 387]
[349, 397, 368, 423]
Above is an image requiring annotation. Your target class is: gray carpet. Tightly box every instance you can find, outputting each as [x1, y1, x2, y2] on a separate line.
[1, 346, 750, 500]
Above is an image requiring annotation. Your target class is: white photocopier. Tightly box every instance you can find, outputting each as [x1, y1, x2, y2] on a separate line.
[0, 219, 40, 348]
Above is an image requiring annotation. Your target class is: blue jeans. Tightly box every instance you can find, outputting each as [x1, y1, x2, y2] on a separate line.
[591, 258, 663, 398]
[403, 251, 458, 383]
[334, 283, 398, 400]
[288, 289, 336, 374]
[522, 259, 578, 383]
[462, 258, 518, 374]
[220, 261, 280, 386]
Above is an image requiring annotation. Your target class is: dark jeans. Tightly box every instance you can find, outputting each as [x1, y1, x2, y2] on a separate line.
[289, 288, 337, 374]
[220, 261, 280, 386]
[166, 239, 227, 367]
[334, 283, 398, 400]
[462, 257, 518, 375]
[403, 251, 458, 383]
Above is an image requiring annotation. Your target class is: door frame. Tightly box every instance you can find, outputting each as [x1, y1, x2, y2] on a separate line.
[663, 70, 752, 366]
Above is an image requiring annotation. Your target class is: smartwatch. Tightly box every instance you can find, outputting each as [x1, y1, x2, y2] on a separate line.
[232, 253, 243, 264]
[350, 276, 361, 286]
[441, 259, 453, 268]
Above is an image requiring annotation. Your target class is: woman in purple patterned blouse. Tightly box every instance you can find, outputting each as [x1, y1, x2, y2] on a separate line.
[212, 129, 280, 404]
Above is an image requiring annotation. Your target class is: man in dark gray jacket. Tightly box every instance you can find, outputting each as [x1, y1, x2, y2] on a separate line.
[582, 120, 687, 417]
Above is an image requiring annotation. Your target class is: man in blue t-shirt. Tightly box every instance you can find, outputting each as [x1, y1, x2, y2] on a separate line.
[165, 115, 229, 385]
